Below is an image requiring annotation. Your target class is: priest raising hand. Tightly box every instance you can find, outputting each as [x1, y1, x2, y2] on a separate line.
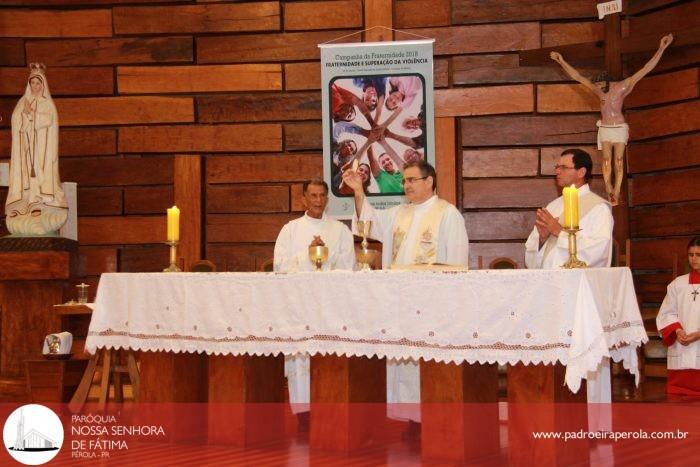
[344, 159, 469, 428]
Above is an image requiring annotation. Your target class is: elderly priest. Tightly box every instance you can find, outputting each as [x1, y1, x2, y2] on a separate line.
[273, 179, 355, 429]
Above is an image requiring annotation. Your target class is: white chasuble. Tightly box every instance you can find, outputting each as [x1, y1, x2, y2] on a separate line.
[352, 195, 469, 421]
[274, 213, 355, 413]
[525, 184, 613, 270]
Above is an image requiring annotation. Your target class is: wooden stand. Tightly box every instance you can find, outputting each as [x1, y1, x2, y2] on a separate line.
[69, 348, 140, 412]
[310, 355, 386, 452]
[0, 237, 77, 401]
[138, 350, 208, 442]
[26, 359, 88, 402]
[421, 361, 500, 463]
[507, 363, 589, 466]
[208, 354, 285, 446]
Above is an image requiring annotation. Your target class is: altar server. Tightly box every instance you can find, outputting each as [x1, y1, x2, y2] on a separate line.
[657, 237, 700, 396]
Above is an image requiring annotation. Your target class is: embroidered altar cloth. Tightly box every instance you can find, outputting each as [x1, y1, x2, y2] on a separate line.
[86, 268, 646, 393]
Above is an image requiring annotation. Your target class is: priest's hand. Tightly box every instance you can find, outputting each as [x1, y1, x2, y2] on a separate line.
[342, 169, 364, 193]
[309, 236, 325, 247]
[536, 208, 562, 237]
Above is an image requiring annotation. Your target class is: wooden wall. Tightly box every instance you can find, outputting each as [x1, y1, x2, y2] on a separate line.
[623, 1, 700, 331]
[0, 1, 697, 290]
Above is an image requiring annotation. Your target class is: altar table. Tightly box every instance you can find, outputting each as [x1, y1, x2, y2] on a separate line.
[86, 268, 646, 461]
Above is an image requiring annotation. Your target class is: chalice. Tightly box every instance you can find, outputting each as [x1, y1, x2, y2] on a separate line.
[356, 220, 378, 270]
[308, 245, 329, 271]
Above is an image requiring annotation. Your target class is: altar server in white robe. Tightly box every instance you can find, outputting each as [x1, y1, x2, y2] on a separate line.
[273, 179, 355, 426]
[656, 237, 700, 396]
[342, 160, 469, 428]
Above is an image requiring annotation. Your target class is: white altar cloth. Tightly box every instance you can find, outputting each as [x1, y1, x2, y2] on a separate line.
[86, 268, 646, 393]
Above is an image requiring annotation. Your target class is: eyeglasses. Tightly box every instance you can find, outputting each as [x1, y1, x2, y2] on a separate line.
[554, 165, 577, 171]
[401, 176, 428, 185]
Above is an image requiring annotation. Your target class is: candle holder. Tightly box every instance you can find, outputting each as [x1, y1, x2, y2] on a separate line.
[561, 228, 588, 269]
[164, 241, 182, 272]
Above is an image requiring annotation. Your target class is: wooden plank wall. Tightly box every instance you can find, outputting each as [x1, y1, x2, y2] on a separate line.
[0, 1, 696, 282]
[623, 1, 700, 324]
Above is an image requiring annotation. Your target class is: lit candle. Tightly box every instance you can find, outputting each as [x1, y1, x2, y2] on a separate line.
[562, 185, 579, 229]
[167, 206, 180, 242]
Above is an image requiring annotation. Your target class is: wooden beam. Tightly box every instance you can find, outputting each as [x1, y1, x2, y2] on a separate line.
[118, 64, 282, 94]
[435, 84, 533, 117]
[364, 0, 393, 42]
[435, 117, 456, 205]
[0, 9, 112, 38]
[285, 1, 362, 31]
[519, 40, 605, 67]
[114, 2, 280, 34]
[174, 155, 202, 271]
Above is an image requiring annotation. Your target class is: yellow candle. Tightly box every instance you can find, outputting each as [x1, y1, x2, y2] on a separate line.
[167, 206, 180, 242]
[562, 185, 579, 229]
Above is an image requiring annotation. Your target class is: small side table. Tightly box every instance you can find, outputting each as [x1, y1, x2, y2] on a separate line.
[25, 359, 88, 402]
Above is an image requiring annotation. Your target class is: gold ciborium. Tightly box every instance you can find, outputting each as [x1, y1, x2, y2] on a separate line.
[357, 220, 379, 270]
[561, 228, 588, 269]
[308, 245, 329, 271]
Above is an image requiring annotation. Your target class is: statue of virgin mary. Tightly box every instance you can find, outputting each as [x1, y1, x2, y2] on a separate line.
[5, 63, 68, 236]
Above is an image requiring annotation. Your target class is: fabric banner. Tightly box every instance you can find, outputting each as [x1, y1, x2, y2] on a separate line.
[319, 40, 435, 217]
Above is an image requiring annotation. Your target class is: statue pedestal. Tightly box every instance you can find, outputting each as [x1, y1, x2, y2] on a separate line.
[0, 237, 77, 401]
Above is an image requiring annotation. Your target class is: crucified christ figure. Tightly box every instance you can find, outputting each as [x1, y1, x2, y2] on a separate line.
[550, 33, 673, 206]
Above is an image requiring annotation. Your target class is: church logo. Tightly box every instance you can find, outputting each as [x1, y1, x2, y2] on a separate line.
[3, 404, 63, 465]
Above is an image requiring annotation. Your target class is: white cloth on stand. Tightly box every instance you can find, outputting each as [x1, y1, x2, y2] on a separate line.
[86, 269, 646, 394]
[274, 212, 355, 413]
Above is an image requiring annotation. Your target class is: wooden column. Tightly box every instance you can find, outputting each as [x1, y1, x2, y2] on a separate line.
[207, 354, 285, 447]
[604, 10, 630, 249]
[435, 117, 458, 205]
[421, 361, 499, 463]
[310, 355, 386, 452]
[138, 351, 208, 442]
[364, 0, 393, 42]
[507, 363, 588, 466]
[174, 155, 202, 271]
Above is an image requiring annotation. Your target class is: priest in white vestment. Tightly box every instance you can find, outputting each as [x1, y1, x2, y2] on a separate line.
[273, 179, 355, 426]
[342, 160, 469, 428]
[525, 149, 614, 448]
[656, 237, 700, 396]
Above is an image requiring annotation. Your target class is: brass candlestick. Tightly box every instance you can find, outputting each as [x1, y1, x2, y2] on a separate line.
[562, 228, 588, 269]
[164, 241, 182, 272]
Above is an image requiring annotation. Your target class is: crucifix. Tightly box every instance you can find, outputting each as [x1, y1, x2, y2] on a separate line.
[517, 4, 699, 250]
[692, 289, 699, 302]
